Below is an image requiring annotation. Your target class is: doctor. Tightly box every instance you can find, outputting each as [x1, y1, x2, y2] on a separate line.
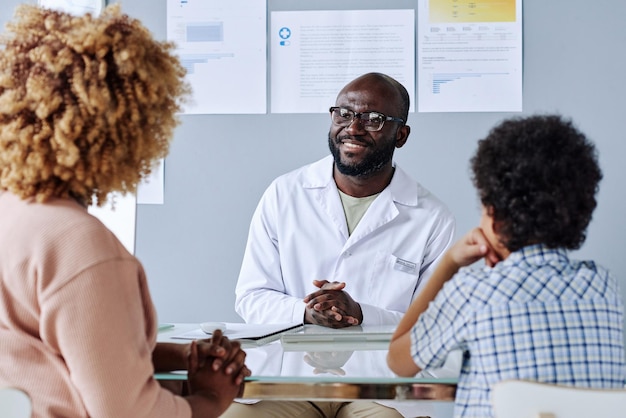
[231, 73, 456, 417]
[235, 72, 454, 329]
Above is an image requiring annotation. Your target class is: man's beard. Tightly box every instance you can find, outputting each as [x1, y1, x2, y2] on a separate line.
[328, 132, 396, 178]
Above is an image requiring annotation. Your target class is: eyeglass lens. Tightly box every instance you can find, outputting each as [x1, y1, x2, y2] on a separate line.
[331, 108, 385, 131]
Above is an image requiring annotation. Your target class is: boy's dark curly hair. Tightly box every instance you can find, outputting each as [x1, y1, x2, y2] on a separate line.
[471, 114, 602, 252]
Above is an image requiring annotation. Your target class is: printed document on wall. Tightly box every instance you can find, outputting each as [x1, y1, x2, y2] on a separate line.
[38, 0, 104, 15]
[417, 0, 522, 112]
[137, 159, 164, 205]
[271, 10, 415, 114]
[88, 193, 136, 255]
[167, 0, 266, 114]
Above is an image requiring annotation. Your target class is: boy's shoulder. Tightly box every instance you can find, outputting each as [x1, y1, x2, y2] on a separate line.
[451, 245, 618, 306]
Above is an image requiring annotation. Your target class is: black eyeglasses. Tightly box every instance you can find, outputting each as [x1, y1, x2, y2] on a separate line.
[329, 107, 404, 132]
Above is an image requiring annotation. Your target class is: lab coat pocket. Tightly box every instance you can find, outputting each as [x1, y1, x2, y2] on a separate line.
[368, 252, 420, 312]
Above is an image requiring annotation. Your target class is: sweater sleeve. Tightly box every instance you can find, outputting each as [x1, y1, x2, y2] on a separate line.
[39, 258, 191, 418]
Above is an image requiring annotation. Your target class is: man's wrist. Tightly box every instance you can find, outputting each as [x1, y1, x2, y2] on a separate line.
[356, 303, 364, 324]
[303, 309, 312, 324]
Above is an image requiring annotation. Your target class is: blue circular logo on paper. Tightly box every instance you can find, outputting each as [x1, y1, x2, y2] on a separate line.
[279, 27, 291, 39]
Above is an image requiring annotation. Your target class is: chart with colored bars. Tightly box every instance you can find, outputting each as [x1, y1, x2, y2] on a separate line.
[429, 0, 516, 23]
[432, 72, 508, 94]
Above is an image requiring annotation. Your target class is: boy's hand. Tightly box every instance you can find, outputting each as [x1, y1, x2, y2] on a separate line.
[449, 227, 501, 268]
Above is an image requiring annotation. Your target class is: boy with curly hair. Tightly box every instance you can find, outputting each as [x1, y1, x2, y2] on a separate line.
[387, 114, 625, 418]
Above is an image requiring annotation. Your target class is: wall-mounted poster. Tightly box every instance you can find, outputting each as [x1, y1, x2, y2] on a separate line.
[38, 0, 104, 15]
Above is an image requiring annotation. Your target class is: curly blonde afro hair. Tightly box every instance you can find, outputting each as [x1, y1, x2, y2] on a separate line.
[0, 4, 189, 206]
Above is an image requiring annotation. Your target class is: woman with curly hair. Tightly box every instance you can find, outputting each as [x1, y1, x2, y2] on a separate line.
[387, 115, 625, 418]
[0, 4, 248, 417]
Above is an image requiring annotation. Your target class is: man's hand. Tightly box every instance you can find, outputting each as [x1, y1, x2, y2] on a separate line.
[303, 280, 363, 328]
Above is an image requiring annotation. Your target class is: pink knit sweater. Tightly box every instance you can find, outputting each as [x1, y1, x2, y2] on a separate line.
[0, 192, 191, 417]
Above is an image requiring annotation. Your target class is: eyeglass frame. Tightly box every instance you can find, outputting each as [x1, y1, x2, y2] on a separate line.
[329, 107, 405, 132]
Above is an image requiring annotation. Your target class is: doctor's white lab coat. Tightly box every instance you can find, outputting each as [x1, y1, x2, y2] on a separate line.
[235, 155, 455, 326]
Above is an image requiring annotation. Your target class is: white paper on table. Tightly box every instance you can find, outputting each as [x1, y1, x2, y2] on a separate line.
[172, 322, 303, 341]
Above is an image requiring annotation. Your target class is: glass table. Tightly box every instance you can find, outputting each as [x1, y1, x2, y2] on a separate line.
[156, 323, 460, 403]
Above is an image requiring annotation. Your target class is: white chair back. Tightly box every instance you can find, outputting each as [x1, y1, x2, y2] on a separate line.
[0, 387, 31, 418]
[492, 379, 626, 418]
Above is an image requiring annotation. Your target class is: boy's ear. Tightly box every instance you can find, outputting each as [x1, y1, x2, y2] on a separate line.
[484, 206, 497, 230]
[486, 208, 509, 250]
[482, 205, 512, 260]
[484, 206, 502, 238]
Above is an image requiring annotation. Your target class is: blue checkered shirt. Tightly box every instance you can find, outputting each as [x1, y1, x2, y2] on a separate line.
[410, 244, 625, 418]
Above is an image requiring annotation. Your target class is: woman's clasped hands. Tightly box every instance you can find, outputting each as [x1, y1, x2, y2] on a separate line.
[186, 329, 251, 416]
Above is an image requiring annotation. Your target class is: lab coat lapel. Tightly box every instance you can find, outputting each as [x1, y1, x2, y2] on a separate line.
[317, 184, 350, 241]
[345, 165, 417, 248]
[345, 189, 398, 247]
[302, 157, 417, 246]
[302, 156, 350, 240]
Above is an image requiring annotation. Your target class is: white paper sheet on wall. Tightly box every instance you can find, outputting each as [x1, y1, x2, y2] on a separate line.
[137, 159, 165, 205]
[38, 0, 104, 15]
[270, 9, 415, 114]
[88, 192, 137, 255]
[417, 0, 523, 112]
[166, 0, 267, 115]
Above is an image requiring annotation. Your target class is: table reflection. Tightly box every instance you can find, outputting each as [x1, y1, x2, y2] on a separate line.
[242, 340, 461, 382]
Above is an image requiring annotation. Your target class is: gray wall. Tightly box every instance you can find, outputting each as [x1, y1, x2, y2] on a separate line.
[2, 1, 626, 330]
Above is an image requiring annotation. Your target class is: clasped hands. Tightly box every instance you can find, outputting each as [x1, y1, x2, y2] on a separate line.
[186, 329, 251, 401]
[303, 279, 363, 328]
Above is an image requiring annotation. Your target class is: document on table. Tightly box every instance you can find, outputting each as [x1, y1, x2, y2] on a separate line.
[280, 324, 396, 348]
[172, 322, 303, 344]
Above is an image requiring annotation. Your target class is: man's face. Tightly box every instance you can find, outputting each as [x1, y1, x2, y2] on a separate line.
[328, 79, 405, 178]
[327, 130, 397, 178]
